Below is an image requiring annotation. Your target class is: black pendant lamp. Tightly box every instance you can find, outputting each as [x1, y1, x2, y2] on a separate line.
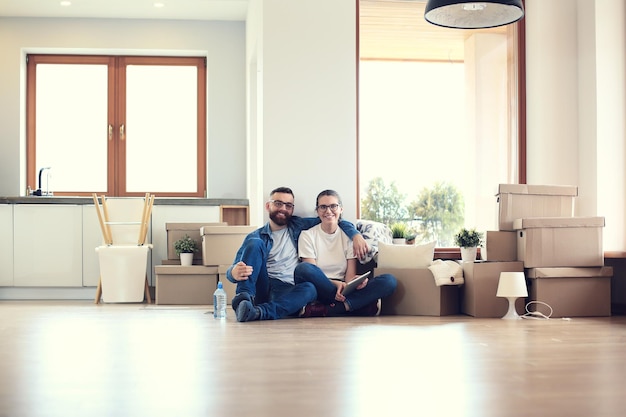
[424, 0, 524, 29]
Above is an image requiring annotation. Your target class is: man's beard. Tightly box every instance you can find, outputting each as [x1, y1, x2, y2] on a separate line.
[269, 209, 291, 226]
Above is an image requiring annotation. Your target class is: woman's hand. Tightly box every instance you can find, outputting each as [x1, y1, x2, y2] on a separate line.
[332, 280, 347, 302]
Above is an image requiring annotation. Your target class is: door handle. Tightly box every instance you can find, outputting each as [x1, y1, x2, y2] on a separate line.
[120, 124, 125, 141]
[108, 124, 113, 140]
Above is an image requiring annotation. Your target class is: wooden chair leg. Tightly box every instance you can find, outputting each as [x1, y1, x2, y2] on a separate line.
[144, 276, 152, 304]
[94, 277, 102, 304]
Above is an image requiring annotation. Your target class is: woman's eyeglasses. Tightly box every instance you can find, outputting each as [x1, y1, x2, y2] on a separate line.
[269, 200, 294, 210]
[317, 204, 341, 212]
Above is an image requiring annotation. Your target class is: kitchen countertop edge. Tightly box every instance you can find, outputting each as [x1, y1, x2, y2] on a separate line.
[0, 197, 249, 206]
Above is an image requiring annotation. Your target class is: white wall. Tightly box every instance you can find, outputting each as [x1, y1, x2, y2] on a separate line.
[247, 0, 359, 224]
[526, 0, 626, 251]
[0, 17, 246, 199]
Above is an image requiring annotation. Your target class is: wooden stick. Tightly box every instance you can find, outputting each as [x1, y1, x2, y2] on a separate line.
[138, 193, 150, 245]
[101, 195, 113, 245]
[140, 194, 155, 245]
[92, 193, 112, 245]
[94, 277, 102, 304]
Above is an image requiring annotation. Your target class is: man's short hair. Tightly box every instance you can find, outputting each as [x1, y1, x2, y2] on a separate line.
[270, 187, 294, 197]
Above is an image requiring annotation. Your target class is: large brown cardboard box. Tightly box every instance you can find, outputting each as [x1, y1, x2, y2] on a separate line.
[526, 267, 612, 317]
[201, 225, 256, 266]
[461, 261, 525, 317]
[375, 268, 460, 316]
[166, 222, 226, 261]
[218, 264, 237, 305]
[482, 231, 517, 261]
[496, 184, 577, 231]
[155, 265, 217, 305]
[513, 216, 604, 268]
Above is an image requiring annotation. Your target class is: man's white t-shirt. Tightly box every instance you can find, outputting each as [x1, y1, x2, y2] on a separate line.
[298, 224, 355, 280]
[267, 227, 298, 284]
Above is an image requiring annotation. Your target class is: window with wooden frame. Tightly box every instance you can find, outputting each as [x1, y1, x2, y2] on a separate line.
[26, 54, 206, 197]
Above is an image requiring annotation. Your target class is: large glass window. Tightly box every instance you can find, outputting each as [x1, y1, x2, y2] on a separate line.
[359, 0, 524, 247]
[26, 55, 206, 197]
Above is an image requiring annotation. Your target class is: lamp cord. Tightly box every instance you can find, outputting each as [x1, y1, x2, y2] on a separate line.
[520, 301, 553, 320]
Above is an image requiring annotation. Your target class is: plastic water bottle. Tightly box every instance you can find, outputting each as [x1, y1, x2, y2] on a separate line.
[213, 282, 227, 319]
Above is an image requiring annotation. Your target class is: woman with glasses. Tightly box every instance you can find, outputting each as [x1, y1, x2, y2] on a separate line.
[295, 189, 397, 317]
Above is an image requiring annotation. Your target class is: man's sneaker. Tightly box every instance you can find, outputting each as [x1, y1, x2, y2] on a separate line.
[232, 292, 253, 312]
[353, 299, 381, 316]
[236, 300, 261, 322]
[299, 302, 328, 318]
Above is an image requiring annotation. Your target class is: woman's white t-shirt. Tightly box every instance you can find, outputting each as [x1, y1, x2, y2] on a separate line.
[298, 224, 355, 280]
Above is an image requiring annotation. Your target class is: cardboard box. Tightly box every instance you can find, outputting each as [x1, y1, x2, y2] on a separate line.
[514, 216, 604, 268]
[201, 225, 256, 266]
[482, 231, 517, 261]
[461, 261, 525, 317]
[526, 267, 612, 317]
[375, 268, 460, 316]
[166, 222, 226, 261]
[155, 265, 218, 305]
[218, 264, 237, 305]
[496, 184, 577, 231]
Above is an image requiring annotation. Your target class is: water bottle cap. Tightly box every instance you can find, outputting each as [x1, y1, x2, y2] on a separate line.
[217, 282, 223, 289]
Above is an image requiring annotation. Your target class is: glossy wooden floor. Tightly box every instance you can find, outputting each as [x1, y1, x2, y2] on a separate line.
[1, 301, 625, 417]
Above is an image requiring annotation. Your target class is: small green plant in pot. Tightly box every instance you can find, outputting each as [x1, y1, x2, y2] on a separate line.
[454, 228, 484, 262]
[390, 223, 408, 244]
[174, 234, 199, 266]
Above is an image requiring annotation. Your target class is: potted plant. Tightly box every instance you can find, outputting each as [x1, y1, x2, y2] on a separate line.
[174, 234, 199, 266]
[390, 223, 408, 245]
[454, 228, 484, 262]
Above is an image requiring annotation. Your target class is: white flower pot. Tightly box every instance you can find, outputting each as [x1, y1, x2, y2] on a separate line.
[180, 252, 194, 266]
[460, 247, 477, 263]
[393, 238, 406, 245]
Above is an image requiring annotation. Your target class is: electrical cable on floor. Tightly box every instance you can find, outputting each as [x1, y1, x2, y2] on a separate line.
[520, 301, 553, 320]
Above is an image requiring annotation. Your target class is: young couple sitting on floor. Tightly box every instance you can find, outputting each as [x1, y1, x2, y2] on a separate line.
[226, 186, 397, 322]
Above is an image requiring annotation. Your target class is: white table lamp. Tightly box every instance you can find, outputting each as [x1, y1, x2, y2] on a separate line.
[496, 272, 528, 319]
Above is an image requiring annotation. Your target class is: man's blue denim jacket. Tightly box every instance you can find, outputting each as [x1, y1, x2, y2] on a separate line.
[226, 216, 359, 283]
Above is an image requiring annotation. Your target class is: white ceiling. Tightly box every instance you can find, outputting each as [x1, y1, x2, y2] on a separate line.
[0, 0, 249, 21]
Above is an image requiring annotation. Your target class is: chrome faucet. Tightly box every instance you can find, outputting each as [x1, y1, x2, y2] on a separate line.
[36, 167, 52, 196]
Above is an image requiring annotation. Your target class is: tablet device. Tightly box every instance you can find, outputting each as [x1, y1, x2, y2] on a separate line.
[341, 271, 371, 296]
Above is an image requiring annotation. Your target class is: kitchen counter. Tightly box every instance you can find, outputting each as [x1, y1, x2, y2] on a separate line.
[0, 197, 248, 206]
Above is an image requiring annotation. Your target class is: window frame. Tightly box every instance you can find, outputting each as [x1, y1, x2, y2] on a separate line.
[26, 54, 207, 197]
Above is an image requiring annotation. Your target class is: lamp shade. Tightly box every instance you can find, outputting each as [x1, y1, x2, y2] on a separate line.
[496, 271, 528, 298]
[424, 0, 524, 29]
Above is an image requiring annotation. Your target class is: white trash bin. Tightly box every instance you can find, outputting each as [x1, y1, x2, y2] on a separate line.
[96, 245, 152, 303]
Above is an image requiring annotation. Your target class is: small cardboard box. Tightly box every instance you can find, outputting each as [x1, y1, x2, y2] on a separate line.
[201, 225, 256, 266]
[496, 184, 577, 231]
[482, 231, 517, 262]
[374, 268, 460, 316]
[218, 264, 237, 305]
[166, 222, 226, 261]
[461, 261, 525, 317]
[514, 216, 604, 268]
[155, 265, 218, 305]
[526, 267, 612, 317]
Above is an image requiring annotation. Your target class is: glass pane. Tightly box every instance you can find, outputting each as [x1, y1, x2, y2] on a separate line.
[36, 64, 108, 192]
[126, 65, 198, 192]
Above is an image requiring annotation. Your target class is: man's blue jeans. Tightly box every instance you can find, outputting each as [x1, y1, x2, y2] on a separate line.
[233, 238, 317, 320]
[293, 262, 397, 312]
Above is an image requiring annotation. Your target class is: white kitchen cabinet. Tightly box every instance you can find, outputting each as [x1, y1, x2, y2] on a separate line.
[150, 205, 220, 285]
[14, 205, 83, 287]
[82, 205, 104, 287]
[0, 205, 13, 286]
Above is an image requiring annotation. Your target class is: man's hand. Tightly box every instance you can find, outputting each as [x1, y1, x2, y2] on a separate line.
[352, 234, 369, 261]
[231, 261, 253, 281]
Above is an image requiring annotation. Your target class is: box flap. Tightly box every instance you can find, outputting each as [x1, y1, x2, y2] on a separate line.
[166, 222, 226, 231]
[155, 265, 219, 275]
[513, 216, 605, 229]
[496, 184, 578, 197]
[201, 225, 256, 235]
[526, 266, 613, 279]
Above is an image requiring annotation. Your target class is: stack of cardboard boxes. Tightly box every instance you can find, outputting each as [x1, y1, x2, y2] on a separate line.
[468, 184, 612, 318]
[154, 223, 254, 305]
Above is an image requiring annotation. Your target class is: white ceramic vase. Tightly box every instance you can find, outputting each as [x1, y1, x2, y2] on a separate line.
[392, 238, 406, 245]
[180, 252, 194, 266]
[460, 247, 477, 263]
